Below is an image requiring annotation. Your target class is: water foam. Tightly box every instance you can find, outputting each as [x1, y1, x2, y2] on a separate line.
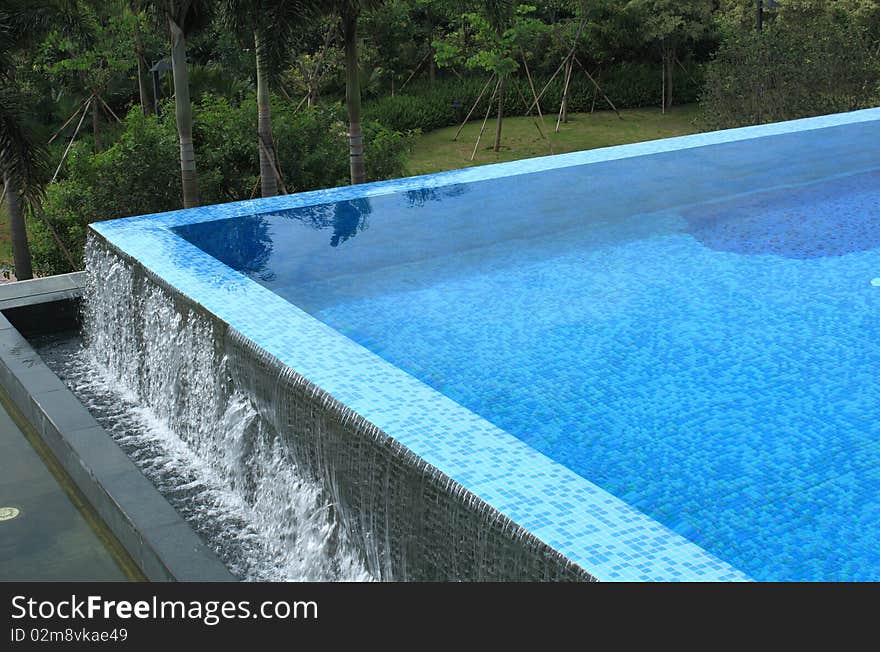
[53, 238, 375, 581]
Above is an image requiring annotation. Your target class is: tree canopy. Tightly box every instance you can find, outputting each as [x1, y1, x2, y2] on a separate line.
[1, 0, 877, 278]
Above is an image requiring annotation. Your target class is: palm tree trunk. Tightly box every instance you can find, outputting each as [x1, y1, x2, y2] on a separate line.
[135, 21, 154, 116]
[169, 17, 199, 208]
[493, 76, 505, 152]
[342, 8, 366, 185]
[254, 29, 277, 197]
[4, 174, 33, 280]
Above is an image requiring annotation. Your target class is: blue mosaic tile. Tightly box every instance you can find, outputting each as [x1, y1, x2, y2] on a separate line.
[93, 108, 880, 581]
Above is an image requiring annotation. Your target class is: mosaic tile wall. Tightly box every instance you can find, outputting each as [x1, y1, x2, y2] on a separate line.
[91, 226, 745, 581]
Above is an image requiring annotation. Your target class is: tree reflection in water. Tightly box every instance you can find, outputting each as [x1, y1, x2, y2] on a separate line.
[403, 184, 468, 208]
[177, 184, 473, 279]
[178, 214, 276, 282]
[331, 198, 371, 247]
[293, 198, 372, 248]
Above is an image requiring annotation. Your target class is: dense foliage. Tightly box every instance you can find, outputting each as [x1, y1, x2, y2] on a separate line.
[2, 0, 879, 277]
[30, 96, 409, 275]
[702, 1, 880, 128]
[365, 62, 705, 133]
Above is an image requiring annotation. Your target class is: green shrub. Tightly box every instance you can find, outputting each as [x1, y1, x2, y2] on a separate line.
[29, 110, 181, 276]
[194, 95, 410, 201]
[700, 21, 879, 130]
[364, 62, 704, 132]
[271, 102, 410, 190]
[31, 94, 411, 275]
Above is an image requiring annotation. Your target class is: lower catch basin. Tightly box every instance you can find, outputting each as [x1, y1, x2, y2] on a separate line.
[33, 329, 371, 582]
[87, 108, 880, 581]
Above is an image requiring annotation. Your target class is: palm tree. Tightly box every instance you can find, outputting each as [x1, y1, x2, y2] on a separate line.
[325, 1, 385, 185]
[0, 0, 69, 280]
[0, 92, 44, 280]
[139, 0, 210, 208]
[253, 27, 277, 197]
[220, 0, 318, 198]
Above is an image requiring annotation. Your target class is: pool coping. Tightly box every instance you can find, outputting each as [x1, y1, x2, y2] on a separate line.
[89, 108, 880, 581]
[0, 277, 236, 582]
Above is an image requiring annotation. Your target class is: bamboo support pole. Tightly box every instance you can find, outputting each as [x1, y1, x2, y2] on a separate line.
[399, 49, 432, 93]
[574, 56, 622, 119]
[471, 78, 501, 161]
[51, 96, 92, 183]
[556, 57, 574, 132]
[453, 75, 495, 141]
[521, 51, 549, 138]
[47, 99, 88, 145]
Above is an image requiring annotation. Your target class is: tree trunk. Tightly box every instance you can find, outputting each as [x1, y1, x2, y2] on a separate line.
[562, 58, 572, 123]
[135, 21, 154, 116]
[665, 48, 675, 111]
[427, 9, 435, 84]
[493, 76, 505, 152]
[169, 18, 199, 208]
[92, 97, 102, 152]
[254, 29, 278, 198]
[660, 48, 666, 114]
[343, 9, 366, 185]
[4, 175, 33, 280]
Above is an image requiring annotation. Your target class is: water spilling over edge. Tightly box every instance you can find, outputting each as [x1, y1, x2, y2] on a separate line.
[43, 238, 375, 582]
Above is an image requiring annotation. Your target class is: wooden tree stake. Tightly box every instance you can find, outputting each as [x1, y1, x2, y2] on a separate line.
[574, 56, 622, 119]
[556, 57, 574, 132]
[521, 51, 549, 139]
[399, 49, 432, 94]
[52, 96, 92, 183]
[32, 203, 79, 271]
[47, 98, 89, 145]
[96, 92, 122, 123]
[471, 78, 501, 161]
[453, 75, 495, 141]
[513, 80, 553, 154]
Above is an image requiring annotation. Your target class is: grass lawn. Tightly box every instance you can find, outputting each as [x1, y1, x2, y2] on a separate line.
[405, 104, 702, 176]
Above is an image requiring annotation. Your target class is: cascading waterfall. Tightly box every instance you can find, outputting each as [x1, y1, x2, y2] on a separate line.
[71, 237, 373, 581]
[64, 234, 590, 582]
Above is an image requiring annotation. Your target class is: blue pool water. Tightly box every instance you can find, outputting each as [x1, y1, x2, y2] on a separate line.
[174, 129, 880, 581]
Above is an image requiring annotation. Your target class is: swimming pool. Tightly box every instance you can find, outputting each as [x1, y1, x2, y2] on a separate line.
[92, 108, 880, 581]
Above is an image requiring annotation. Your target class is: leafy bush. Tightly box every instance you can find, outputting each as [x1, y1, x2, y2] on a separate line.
[700, 20, 879, 130]
[194, 95, 411, 201]
[29, 110, 181, 276]
[31, 95, 410, 275]
[364, 62, 704, 132]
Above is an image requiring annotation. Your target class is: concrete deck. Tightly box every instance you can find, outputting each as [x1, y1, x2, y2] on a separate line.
[0, 392, 139, 581]
[0, 274, 235, 582]
[0, 272, 86, 311]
